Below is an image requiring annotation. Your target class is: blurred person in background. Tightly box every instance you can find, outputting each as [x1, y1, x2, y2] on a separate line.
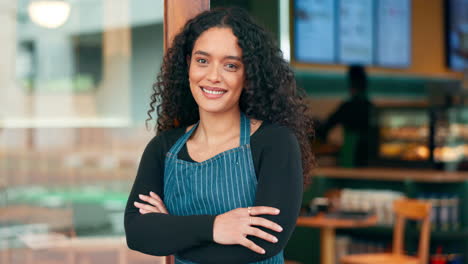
[317, 65, 374, 167]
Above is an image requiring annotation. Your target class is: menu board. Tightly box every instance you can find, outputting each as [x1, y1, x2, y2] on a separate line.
[294, 0, 336, 63]
[293, 0, 412, 68]
[338, 0, 374, 64]
[376, 0, 411, 67]
[447, 0, 468, 71]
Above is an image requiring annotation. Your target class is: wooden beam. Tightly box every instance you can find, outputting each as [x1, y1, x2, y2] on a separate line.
[162, 2, 209, 263]
[164, 0, 210, 51]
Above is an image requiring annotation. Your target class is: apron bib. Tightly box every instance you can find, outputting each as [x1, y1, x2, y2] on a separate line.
[163, 113, 284, 264]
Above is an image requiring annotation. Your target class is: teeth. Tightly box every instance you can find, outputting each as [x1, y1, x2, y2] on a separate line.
[202, 87, 226, 95]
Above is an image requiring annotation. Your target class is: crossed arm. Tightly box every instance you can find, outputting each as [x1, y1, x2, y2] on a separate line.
[135, 192, 282, 255]
[124, 129, 303, 263]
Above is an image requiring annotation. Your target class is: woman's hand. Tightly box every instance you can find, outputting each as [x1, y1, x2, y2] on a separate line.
[134, 191, 168, 214]
[213, 206, 283, 255]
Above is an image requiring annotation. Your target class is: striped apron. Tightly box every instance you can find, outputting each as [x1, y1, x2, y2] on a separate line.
[163, 113, 284, 264]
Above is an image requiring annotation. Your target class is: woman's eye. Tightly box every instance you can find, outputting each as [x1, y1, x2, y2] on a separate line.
[196, 58, 207, 64]
[225, 64, 238, 70]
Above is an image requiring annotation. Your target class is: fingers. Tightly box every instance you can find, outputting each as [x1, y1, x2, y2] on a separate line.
[249, 206, 280, 216]
[139, 194, 164, 212]
[248, 227, 278, 243]
[250, 217, 283, 233]
[150, 192, 168, 214]
[135, 192, 168, 214]
[239, 237, 265, 255]
[134, 201, 159, 213]
[139, 208, 151, 214]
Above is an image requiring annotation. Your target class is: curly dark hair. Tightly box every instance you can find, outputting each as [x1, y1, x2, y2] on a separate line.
[146, 7, 314, 185]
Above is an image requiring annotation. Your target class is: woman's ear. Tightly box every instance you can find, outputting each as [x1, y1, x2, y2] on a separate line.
[186, 55, 191, 67]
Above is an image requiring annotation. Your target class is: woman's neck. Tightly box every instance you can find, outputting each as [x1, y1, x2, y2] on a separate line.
[193, 108, 241, 146]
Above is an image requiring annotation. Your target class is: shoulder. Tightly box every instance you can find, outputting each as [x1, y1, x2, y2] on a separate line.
[340, 100, 354, 109]
[250, 122, 303, 174]
[251, 122, 299, 150]
[145, 127, 187, 156]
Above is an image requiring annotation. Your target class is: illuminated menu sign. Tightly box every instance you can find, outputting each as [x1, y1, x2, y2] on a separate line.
[338, 0, 374, 64]
[294, 0, 336, 63]
[293, 0, 411, 68]
[376, 0, 411, 67]
[447, 0, 468, 71]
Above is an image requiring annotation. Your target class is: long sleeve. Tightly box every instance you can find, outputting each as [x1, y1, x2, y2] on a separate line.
[124, 133, 216, 256]
[177, 126, 303, 263]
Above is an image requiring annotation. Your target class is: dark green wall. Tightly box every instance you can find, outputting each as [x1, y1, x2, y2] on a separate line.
[295, 70, 460, 99]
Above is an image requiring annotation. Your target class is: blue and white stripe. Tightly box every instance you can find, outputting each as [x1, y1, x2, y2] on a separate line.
[163, 113, 284, 264]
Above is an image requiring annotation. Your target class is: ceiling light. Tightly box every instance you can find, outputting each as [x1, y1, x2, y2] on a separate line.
[28, 0, 71, 29]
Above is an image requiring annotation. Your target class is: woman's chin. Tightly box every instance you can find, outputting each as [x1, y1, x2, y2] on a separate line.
[198, 106, 227, 114]
[197, 104, 239, 115]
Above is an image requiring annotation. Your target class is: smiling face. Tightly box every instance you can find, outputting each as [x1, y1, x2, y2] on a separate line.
[188, 27, 245, 115]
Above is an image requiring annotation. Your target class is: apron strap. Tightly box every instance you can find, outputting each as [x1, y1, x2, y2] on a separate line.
[240, 112, 250, 145]
[169, 121, 199, 154]
[169, 112, 250, 155]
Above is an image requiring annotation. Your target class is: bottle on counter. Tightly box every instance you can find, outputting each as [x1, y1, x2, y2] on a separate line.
[428, 194, 440, 231]
[430, 246, 447, 264]
[449, 195, 460, 231]
[439, 194, 450, 231]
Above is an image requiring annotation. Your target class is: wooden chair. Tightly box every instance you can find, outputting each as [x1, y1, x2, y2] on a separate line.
[165, 255, 175, 264]
[340, 199, 432, 264]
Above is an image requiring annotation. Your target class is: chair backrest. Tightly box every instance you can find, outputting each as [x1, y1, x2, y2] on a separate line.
[165, 255, 175, 264]
[392, 199, 432, 264]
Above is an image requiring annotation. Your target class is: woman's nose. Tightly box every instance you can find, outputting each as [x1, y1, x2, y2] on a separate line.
[206, 65, 221, 83]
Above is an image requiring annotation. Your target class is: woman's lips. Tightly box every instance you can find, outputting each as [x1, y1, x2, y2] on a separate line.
[200, 86, 227, 99]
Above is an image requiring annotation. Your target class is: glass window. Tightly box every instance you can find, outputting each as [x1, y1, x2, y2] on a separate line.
[0, 0, 164, 262]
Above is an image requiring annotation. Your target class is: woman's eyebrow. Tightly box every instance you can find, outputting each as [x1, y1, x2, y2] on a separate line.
[193, 50, 242, 61]
[225, 55, 242, 61]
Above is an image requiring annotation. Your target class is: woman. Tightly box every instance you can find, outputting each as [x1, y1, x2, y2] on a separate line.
[124, 7, 313, 264]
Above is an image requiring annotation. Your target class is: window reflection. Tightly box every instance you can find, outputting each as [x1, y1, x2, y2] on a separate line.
[1, 0, 164, 263]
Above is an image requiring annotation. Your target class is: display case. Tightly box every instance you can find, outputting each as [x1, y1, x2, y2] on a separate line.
[433, 106, 468, 170]
[376, 107, 431, 166]
[373, 105, 468, 170]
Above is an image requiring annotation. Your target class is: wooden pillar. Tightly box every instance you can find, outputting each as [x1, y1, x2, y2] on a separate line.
[162, 3, 209, 263]
[163, 0, 210, 51]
